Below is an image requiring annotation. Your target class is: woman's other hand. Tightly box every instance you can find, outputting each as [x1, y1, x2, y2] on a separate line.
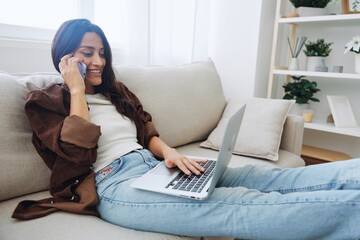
[163, 148, 207, 176]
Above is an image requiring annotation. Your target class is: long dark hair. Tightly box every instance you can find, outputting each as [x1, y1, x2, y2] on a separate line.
[51, 19, 141, 127]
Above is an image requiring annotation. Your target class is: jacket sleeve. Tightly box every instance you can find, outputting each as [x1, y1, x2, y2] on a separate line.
[25, 84, 101, 166]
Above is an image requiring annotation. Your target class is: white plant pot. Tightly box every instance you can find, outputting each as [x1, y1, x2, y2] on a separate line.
[306, 56, 328, 72]
[289, 103, 309, 116]
[355, 54, 360, 74]
[296, 7, 325, 17]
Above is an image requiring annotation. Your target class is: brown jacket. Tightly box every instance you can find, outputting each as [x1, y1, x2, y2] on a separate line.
[12, 82, 159, 220]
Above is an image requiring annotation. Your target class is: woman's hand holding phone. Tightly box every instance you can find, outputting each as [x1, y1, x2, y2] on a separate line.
[58, 54, 90, 120]
[58, 54, 86, 94]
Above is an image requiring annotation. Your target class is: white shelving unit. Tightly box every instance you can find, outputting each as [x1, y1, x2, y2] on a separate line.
[268, 0, 360, 139]
[273, 69, 360, 79]
[304, 122, 360, 137]
[278, 12, 360, 25]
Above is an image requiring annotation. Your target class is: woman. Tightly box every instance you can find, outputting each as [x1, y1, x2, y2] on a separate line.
[15, 19, 360, 239]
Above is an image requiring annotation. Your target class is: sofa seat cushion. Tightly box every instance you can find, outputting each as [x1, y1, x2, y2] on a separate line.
[0, 191, 233, 240]
[176, 142, 305, 169]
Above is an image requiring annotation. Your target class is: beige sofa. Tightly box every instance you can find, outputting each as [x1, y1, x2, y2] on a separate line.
[0, 59, 305, 240]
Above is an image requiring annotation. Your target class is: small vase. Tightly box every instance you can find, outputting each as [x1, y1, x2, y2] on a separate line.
[355, 54, 360, 74]
[288, 58, 298, 70]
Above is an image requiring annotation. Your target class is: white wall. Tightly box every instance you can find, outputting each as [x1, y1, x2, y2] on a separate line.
[254, 0, 277, 97]
[0, 1, 276, 99]
[0, 39, 54, 73]
[208, 0, 272, 100]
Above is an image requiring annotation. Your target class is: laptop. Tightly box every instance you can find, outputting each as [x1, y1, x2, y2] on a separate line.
[131, 105, 246, 200]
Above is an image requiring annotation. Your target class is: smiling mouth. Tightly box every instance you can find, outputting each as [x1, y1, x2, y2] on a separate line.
[87, 69, 101, 74]
[86, 70, 102, 77]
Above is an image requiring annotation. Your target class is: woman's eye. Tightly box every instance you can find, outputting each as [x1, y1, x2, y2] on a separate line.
[82, 52, 93, 57]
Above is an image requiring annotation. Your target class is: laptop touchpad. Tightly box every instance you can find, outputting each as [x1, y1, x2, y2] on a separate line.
[151, 163, 178, 176]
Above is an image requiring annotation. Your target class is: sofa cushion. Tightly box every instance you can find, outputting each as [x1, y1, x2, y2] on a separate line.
[200, 98, 294, 161]
[14, 72, 64, 91]
[113, 59, 227, 148]
[0, 72, 63, 201]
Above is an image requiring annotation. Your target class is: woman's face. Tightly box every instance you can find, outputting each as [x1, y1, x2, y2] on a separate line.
[73, 32, 106, 93]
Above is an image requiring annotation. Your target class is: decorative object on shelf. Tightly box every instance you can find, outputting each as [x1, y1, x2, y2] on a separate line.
[326, 0, 342, 15]
[302, 109, 314, 122]
[344, 35, 360, 73]
[314, 58, 329, 72]
[283, 75, 321, 115]
[289, 0, 332, 16]
[327, 114, 334, 123]
[288, 58, 299, 70]
[341, 0, 360, 14]
[304, 38, 333, 71]
[287, 36, 307, 70]
[356, 54, 360, 74]
[333, 65, 344, 73]
[290, 102, 310, 115]
[306, 57, 326, 71]
[327, 95, 358, 127]
[304, 38, 333, 56]
[283, 75, 321, 103]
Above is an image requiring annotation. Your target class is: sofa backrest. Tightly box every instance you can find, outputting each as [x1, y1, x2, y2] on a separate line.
[0, 59, 226, 201]
[0, 72, 63, 201]
[114, 59, 226, 147]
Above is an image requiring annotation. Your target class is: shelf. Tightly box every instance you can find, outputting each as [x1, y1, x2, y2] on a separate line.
[273, 69, 360, 79]
[304, 122, 360, 137]
[279, 14, 360, 26]
[269, 0, 360, 140]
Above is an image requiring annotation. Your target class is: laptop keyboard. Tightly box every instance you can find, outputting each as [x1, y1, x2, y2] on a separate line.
[165, 160, 216, 193]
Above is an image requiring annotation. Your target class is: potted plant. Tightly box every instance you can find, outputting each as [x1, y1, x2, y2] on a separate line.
[289, 0, 332, 16]
[303, 38, 333, 72]
[283, 75, 321, 115]
[344, 35, 360, 73]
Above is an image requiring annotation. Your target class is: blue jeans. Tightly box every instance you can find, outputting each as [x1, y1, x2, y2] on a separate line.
[95, 149, 360, 239]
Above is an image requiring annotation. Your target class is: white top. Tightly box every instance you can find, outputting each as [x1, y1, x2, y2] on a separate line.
[86, 94, 142, 172]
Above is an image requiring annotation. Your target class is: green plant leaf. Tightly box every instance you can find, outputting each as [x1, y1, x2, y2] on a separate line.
[303, 38, 333, 57]
[289, 0, 332, 8]
[282, 75, 321, 104]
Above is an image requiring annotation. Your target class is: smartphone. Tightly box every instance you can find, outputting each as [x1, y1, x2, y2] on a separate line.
[77, 62, 86, 79]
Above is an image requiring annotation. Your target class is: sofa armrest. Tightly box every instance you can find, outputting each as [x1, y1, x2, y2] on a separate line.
[280, 114, 304, 156]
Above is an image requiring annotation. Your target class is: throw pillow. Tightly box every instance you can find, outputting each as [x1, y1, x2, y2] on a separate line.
[200, 98, 295, 161]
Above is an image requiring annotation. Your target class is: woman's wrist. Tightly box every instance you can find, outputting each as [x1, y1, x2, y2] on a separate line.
[69, 85, 85, 95]
[162, 147, 177, 159]
[69, 91, 90, 121]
